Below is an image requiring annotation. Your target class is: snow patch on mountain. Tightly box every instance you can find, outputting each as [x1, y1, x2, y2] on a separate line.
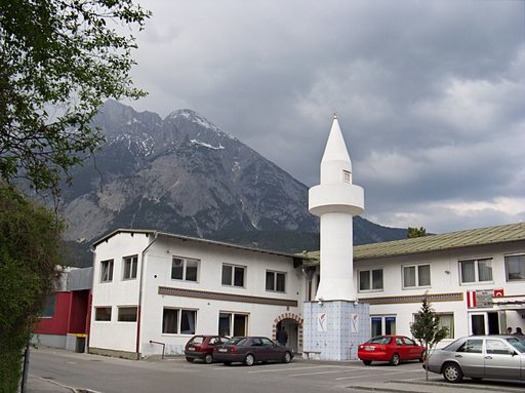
[190, 139, 225, 150]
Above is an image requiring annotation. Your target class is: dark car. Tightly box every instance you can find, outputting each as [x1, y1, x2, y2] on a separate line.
[425, 335, 525, 383]
[357, 335, 426, 366]
[213, 336, 294, 366]
[184, 335, 229, 364]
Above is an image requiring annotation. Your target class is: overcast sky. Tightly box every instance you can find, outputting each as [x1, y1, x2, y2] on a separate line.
[123, 0, 525, 234]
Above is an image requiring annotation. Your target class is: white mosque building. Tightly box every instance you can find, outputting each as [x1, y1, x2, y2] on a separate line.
[87, 117, 525, 360]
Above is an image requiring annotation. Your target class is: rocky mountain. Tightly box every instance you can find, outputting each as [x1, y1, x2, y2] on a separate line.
[61, 101, 406, 267]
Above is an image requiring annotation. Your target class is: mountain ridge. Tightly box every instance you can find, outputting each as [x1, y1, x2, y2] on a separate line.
[60, 101, 407, 267]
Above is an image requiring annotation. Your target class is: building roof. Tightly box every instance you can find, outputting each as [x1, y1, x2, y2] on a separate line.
[92, 228, 306, 261]
[304, 222, 525, 264]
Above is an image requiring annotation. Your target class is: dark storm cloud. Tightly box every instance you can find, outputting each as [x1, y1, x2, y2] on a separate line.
[128, 0, 525, 233]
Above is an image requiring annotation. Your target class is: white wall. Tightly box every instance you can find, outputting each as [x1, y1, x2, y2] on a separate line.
[355, 242, 525, 340]
[90, 232, 151, 353]
[140, 236, 304, 356]
[90, 233, 304, 357]
[89, 231, 525, 357]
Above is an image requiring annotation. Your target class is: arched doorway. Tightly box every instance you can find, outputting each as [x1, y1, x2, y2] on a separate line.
[273, 313, 303, 353]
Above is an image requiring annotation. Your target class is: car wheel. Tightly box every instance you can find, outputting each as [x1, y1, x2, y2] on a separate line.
[443, 362, 463, 383]
[185, 357, 194, 363]
[362, 360, 372, 366]
[389, 353, 400, 366]
[204, 354, 213, 364]
[282, 351, 292, 363]
[244, 353, 255, 366]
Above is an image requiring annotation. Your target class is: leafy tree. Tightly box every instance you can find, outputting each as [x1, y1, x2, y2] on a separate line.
[408, 226, 427, 238]
[0, 0, 150, 193]
[410, 295, 449, 381]
[0, 186, 64, 392]
[0, 1, 149, 390]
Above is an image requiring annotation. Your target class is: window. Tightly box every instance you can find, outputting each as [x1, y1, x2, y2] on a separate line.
[41, 295, 56, 318]
[403, 264, 431, 288]
[343, 170, 351, 183]
[162, 308, 196, 334]
[118, 307, 138, 322]
[359, 269, 383, 291]
[460, 258, 493, 284]
[265, 271, 286, 292]
[171, 257, 199, 282]
[222, 264, 245, 287]
[486, 339, 513, 355]
[505, 254, 525, 281]
[100, 260, 114, 282]
[95, 307, 112, 321]
[219, 312, 248, 336]
[438, 313, 455, 339]
[457, 339, 482, 353]
[123, 255, 138, 280]
[371, 316, 396, 336]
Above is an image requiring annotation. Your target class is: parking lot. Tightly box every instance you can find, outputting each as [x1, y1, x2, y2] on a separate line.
[28, 347, 525, 393]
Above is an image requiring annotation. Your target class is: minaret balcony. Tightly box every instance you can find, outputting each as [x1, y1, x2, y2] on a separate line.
[309, 183, 364, 216]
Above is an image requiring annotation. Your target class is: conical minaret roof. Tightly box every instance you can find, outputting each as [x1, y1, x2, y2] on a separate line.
[321, 114, 351, 165]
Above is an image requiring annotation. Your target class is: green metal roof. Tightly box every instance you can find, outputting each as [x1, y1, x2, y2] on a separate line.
[303, 222, 525, 263]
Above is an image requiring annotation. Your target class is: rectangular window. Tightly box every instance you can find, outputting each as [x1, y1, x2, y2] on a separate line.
[162, 308, 196, 334]
[343, 170, 351, 183]
[117, 306, 138, 322]
[100, 260, 114, 282]
[221, 264, 245, 287]
[460, 258, 493, 284]
[41, 295, 56, 318]
[95, 307, 112, 321]
[371, 315, 396, 336]
[438, 313, 454, 339]
[123, 255, 138, 280]
[265, 271, 286, 292]
[219, 312, 248, 336]
[359, 269, 383, 291]
[505, 254, 525, 281]
[171, 256, 199, 282]
[403, 264, 431, 288]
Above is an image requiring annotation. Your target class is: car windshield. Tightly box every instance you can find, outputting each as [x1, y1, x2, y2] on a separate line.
[188, 336, 204, 345]
[368, 336, 391, 344]
[506, 337, 525, 353]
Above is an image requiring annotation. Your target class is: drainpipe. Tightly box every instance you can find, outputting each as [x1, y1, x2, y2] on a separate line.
[136, 232, 160, 359]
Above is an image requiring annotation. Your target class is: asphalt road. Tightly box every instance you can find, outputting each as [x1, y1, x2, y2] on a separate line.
[27, 347, 525, 393]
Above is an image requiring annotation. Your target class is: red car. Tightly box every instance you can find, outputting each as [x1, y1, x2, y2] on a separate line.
[184, 335, 229, 364]
[357, 335, 425, 366]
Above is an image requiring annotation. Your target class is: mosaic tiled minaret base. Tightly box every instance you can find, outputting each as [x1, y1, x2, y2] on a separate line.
[303, 301, 370, 360]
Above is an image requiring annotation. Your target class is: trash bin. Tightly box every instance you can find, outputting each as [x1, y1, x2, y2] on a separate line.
[75, 334, 86, 353]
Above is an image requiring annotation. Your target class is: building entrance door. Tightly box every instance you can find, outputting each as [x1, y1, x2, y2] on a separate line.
[470, 312, 500, 335]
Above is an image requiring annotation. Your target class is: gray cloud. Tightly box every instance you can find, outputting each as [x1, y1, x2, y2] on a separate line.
[126, 0, 525, 234]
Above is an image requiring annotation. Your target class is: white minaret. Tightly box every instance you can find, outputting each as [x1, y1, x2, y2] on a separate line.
[309, 115, 364, 301]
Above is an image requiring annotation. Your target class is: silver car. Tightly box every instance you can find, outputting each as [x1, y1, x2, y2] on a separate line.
[425, 335, 525, 383]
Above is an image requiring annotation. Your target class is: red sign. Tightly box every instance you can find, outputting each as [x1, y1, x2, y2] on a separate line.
[466, 291, 476, 308]
[493, 289, 505, 297]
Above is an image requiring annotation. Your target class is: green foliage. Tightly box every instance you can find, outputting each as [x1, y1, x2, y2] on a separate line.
[407, 226, 427, 238]
[0, 0, 150, 193]
[0, 185, 64, 392]
[410, 296, 449, 381]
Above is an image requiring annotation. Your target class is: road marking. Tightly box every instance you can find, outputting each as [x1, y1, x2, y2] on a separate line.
[214, 364, 342, 372]
[289, 370, 349, 377]
[246, 365, 339, 374]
